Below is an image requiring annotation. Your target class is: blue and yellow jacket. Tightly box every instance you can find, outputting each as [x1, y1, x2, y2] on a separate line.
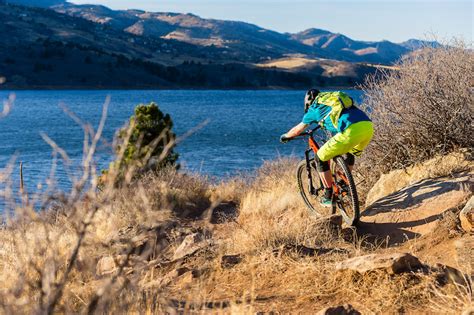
[302, 104, 371, 134]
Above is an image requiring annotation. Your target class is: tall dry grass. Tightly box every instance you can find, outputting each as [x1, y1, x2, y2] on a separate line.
[0, 96, 213, 313]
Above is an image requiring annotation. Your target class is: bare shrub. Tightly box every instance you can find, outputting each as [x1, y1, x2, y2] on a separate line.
[359, 39, 473, 183]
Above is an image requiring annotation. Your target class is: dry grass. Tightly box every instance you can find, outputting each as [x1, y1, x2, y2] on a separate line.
[0, 97, 214, 313]
[174, 159, 470, 314]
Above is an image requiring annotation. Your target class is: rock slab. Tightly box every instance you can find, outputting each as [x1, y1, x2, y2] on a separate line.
[172, 232, 210, 261]
[335, 253, 422, 274]
[360, 172, 472, 244]
[460, 196, 474, 233]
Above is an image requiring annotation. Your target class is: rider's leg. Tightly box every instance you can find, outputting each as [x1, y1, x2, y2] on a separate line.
[316, 121, 374, 206]
[315, 155, 332, 188]
[346, 121, 375, 171]
[315, 155, 333, 207]
[345, 153, 355, 172]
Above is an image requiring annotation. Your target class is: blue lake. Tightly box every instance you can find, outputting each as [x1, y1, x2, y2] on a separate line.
[0, 90, 364, 200]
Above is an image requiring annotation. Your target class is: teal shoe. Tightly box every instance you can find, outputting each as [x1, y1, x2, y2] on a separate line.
[319, 196, 333, 207]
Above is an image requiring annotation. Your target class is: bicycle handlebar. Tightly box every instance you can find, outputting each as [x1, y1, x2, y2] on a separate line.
[285, 125, 321, 142]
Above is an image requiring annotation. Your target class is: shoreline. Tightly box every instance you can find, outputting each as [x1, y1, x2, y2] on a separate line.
[0, 85, 361, 91]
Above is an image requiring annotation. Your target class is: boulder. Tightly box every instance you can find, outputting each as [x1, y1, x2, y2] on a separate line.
[172, 232, 211, 261]
[459, 196, 474, 233]
[365, 152, 472, 207]
[317, 304, 361, 315]
[335, 253, 422, 274]
[360, 172, 472, 245]
[96, 256, 117, 277]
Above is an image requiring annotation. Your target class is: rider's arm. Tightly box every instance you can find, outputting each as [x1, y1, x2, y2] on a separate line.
[284, 122, 308, 138]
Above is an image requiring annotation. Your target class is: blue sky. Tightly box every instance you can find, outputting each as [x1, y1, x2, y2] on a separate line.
[69, 0, 473, 43]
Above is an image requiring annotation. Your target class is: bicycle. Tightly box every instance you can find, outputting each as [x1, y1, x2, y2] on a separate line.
[286, 125, 360, 226]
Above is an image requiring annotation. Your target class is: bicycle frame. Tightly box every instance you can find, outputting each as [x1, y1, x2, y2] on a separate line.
[298, 126, 348, 202]
[301, 127, 324, 197]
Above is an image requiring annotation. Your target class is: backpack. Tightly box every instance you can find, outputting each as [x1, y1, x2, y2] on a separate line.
[315, 91, 354, 129]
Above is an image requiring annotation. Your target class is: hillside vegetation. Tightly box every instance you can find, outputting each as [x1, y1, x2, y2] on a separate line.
[356, 40, 473, 190]
[0, 2, 371, 89]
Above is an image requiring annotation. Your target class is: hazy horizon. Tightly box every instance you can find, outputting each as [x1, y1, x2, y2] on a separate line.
[68, 0, 473, 43]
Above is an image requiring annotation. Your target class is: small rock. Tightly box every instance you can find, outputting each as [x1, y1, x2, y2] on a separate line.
[166, 267, 190, 279]
[433, 263, 468, 287]
[460, 196, 474, 233]
[145, 267, 190, 288]
[221, 255, 243, 268]
[96, 256, 117, 277]
[335, 253, 422, 274]
[172, 232, 210, 261]
[317, 304, 361, 315]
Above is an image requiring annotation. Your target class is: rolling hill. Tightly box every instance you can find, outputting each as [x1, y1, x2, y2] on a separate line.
[0, 0, 437, 89]
[52, 2, 426, 65]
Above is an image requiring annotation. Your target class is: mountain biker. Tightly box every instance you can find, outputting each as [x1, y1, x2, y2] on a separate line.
[280, 89, 374, 207]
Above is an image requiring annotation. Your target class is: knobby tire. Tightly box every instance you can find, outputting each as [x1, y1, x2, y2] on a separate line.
[332, 156, 360, 226]
[296, 156, 360, 226]
[296, 159, 327, 217]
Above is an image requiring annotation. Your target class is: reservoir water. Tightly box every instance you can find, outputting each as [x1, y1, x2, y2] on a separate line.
[0, 90, 364, 201]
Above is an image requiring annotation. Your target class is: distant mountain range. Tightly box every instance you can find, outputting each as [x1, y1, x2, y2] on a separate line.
[51, 1, 438, 64]
[0, 0, 439, 89]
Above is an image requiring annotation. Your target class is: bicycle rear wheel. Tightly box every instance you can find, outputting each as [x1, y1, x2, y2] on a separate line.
[332, 156, 360, 226]
[296, 159, 331, 217]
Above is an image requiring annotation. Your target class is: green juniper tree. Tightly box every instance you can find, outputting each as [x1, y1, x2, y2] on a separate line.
[105, 102, 179, 184]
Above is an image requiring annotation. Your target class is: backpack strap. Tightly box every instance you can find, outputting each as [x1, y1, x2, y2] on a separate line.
[318, 110, 332, 129]
[338, 97, 345, 108]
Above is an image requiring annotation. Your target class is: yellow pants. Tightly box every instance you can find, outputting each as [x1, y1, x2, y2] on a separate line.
[317, 121, 374, 162]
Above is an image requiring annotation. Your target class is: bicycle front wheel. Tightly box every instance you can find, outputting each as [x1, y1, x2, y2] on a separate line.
[332, 156, 360, 226]
[296, 159, 331, 217]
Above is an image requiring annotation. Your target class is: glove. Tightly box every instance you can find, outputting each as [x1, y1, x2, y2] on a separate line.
[280, 134, 290, 143]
